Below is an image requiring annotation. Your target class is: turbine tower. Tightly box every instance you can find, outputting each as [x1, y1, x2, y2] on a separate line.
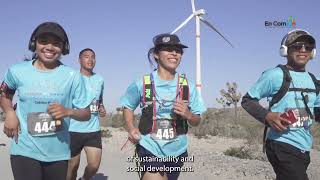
[171, 0, 233, 94]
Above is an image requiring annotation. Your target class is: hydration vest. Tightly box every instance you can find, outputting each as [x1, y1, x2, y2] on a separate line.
[138, 73, 190, 135]
[269, 64, 319, 116]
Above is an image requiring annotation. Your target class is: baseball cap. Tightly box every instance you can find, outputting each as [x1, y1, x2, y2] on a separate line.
[153, 33, 188, 48]
[285, 30, 316, 46]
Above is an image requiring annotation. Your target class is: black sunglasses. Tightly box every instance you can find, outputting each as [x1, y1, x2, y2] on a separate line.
[288, 42, 314, 52]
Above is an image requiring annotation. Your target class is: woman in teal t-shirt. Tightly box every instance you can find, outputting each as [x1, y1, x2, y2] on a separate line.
[121, 33, 206, 180]
[0, 22, 92, 180]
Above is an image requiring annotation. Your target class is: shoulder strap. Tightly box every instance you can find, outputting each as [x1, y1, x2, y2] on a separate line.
[269, 64, 292, 108]
[308, 72, 320, 96]
[178, 74, 189, 102]
[142, 74, 153, 105]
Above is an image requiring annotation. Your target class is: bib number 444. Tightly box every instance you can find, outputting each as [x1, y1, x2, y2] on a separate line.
[27, 112, 63, 136]
[34, 121, 57, 133]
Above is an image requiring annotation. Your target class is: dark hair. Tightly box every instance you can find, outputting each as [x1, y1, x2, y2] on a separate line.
[147, 45, 184, 70]
[147, 46, 159, 70]
[29, 22, 70, 55]
[79, 48, 95, 58]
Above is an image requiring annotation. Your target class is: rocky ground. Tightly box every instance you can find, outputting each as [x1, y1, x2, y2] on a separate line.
[104, 127, 320, 180]
[1, 125, 319, 180]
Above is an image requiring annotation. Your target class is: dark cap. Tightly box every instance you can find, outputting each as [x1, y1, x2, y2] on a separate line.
[285, 30, 316, 46]
[153, 33, 188, 48]
[34, 22, 68, 43]
[29, 22, 70, 55]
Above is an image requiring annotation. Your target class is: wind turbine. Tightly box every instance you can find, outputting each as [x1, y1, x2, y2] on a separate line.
[171, 0, 234, 94]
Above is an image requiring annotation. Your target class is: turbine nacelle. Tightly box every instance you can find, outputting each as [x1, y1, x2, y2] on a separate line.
[194, 9, 206, 16]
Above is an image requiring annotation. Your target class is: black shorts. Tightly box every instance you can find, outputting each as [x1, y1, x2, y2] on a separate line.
[266, 140, 310, 180]
[136, 145, 187, 180]
[10, 155, 68, 180]
[70, 131, 102, 157]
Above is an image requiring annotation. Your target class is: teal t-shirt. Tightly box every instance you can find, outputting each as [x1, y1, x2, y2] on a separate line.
[248, 67, 320, 151]
[316, 76, 320, 107]
[3, 60, 93, 162]
[69, 73, 104, 132]
[120, 70, 206, 157]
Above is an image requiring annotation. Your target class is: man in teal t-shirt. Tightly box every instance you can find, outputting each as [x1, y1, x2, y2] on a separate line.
[242, 29, 320, 180]
[67, 48, 106, 180]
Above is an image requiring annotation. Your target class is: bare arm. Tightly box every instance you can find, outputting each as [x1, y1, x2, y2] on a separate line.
[123, 107, 140, 143]
[0, 92, 20, 140]
[47, 103, 91, 121]
[173, 99, 201, 126]
[185, 113, 201, 126]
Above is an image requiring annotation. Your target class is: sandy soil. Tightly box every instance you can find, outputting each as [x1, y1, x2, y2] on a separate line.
[1, 124, 319, 180]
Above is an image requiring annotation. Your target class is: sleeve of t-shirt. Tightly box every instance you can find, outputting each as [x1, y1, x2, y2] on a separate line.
[315, 76, 320, 121]
[315, 76, 320, 107]
[99, 80, 104, 103]
[315, 94, 320, 107]
[3, 68, 18, 90]
[188, 82, 206, 115]
[120, 80, 141, 111]
[71, 72, 94, 109]
[247, 69, 279, 100]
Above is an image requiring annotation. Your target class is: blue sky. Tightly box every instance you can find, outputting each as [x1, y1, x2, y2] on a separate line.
[0, 0, 319, 112]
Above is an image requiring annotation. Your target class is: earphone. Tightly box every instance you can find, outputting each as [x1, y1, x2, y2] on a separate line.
[28, 23, 70, 55]
[279, 29, 316, 58]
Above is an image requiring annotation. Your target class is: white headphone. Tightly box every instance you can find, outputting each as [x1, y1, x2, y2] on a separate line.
[279, 29, 316, 59]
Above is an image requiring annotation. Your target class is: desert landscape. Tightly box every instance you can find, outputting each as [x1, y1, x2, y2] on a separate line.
[1, 108, 320, 180]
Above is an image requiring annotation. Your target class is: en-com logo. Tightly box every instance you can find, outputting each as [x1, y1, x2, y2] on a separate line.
[265, 16, 296, 28]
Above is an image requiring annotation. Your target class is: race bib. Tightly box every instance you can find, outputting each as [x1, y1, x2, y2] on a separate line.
[27, 112, 63, 136]
[287, 108, 311, 129]
[90, 101, 99, 113]
[151, 119, 177, 140]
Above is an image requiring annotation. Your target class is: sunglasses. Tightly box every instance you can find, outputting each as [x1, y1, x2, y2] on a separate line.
[288, 42, 314, 52]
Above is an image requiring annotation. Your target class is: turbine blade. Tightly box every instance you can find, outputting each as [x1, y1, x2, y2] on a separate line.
[171, 14, 195, 34]
[191, 0, 196, 13]
[199, 16, 234, 48]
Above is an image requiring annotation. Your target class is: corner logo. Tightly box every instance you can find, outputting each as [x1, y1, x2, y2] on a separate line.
[265, 16, 296, 28]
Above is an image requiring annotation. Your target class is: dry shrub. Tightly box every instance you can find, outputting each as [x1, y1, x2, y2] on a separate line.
[224, 146, 253, 160]
[100, 127, 112, 138]
[311, 123, 320, 150]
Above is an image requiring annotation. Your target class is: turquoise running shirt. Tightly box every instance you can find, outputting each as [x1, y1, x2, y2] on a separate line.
[248, 67, 320, 151]
[3, 60, 93, 162]
[121, 70, 206, 157]
[69, 73, 104, 132]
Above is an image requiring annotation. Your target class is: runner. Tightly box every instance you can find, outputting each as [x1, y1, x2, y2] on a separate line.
[121, 33, 206, 180]
[0, 22, 93, 180]
[67, 48, 106, 180]
[241, 29, 319, 180]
